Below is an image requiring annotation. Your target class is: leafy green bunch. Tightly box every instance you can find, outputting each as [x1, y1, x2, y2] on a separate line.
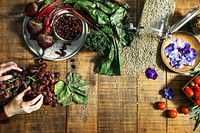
[63, 0, 135, 76]
[54, 72, 90, 106]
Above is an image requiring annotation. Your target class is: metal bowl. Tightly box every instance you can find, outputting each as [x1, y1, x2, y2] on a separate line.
[23, 12, 88, 61]
[161, 31, 200, 73]
[53, 12, 83, 43]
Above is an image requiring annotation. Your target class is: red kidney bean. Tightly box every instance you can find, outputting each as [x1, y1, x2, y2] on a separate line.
[54, 14, 82, 41]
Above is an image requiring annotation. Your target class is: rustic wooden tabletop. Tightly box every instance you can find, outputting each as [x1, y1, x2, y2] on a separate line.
[0, 0, 200, 133]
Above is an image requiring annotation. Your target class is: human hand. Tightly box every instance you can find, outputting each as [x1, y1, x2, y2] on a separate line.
[4, 87, 44, 117]
[0, 62, 22, 81]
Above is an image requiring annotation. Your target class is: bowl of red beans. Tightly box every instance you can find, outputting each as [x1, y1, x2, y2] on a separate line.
[53, 12, 83, 43]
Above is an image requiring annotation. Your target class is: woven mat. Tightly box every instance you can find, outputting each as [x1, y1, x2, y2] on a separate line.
[123, 0, 176, 74]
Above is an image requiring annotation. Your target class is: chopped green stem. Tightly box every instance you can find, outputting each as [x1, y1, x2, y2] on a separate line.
[32, 67, 41, 77]
[27, 76, 36, 82]
[7, 77, 20, 83]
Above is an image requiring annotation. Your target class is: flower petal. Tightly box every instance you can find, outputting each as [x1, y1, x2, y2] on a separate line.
[145, 68, 158, 80]
[164, 87, 175, 100]
[164, 38, 198, 68]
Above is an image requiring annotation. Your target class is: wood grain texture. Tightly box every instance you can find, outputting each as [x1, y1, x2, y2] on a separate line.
[0, 0, 199, 133]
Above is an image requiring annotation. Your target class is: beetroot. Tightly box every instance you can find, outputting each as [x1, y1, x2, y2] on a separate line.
[24, 2, 39, 17]
[27, 19, 43, 37]
[6, 2, 39, 17]
[37, 33, 55, 50]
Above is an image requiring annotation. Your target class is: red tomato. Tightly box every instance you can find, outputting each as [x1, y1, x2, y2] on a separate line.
[157, 102, 166, 110]
[195, 99, 200, 106]
[168, 110, 177, 118]
[194, 90, 200, 100]
[184, 86, 194, 97]
[194, 77, 200, 84]
[180, 106, 189, 114]
[194, 84, 200, 91]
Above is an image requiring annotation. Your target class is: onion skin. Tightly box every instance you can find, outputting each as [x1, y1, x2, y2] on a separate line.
[37, 33, 55, 49]
[27, 19, 43, 37]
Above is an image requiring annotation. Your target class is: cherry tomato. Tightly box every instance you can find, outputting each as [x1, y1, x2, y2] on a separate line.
[194, 77, 200, 84]
[184, 86, 194, 97]
[194, 83, 200, 91]
[180, 106, 189, 114]
[194, 90, 200, 100]
[195, 99, 200, 106]
[157, 102, 166, 110]
[168, 110, 177, 118]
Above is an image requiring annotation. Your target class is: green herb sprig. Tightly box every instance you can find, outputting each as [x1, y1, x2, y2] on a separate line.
[189, 105, 200, 131]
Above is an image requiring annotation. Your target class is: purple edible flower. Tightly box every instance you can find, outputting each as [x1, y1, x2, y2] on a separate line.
[164, 87, 174, 100]
[170, 58, 184, 68]
[164, 43, 177, 57]
[145, 68, 158, 80]
[164, 38, 198, 68]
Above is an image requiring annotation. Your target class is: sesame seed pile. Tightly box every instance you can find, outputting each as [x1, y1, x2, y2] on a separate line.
[123, 0, 176, 74]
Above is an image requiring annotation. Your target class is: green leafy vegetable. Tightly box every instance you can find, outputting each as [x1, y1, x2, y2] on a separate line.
[94, 36, 123, 76]
[191, 64, 200, 74]
[54, 80, 65, 94]
[84, 30, 111, 56]
[54, 72, 90, 106]
[189, 105, 200, 131]
[39, 0, 55, 11]
[63, 0, 135, 75]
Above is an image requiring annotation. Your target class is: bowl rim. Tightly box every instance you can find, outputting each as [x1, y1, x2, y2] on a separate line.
[53, 11, 84, 43]
[161, 31, 200, 73]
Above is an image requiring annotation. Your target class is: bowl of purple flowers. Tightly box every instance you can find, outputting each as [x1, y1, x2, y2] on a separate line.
[161, 31, 200, 73]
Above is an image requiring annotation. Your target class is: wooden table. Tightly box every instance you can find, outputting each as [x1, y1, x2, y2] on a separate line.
[0, 0, 200, 132]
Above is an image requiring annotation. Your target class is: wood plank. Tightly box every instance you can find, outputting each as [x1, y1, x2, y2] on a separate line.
[66, 51, 98, 133]
[0, 0, 199, 133]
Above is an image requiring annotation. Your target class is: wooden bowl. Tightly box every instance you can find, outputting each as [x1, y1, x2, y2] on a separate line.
[161, 31, 200, 73]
